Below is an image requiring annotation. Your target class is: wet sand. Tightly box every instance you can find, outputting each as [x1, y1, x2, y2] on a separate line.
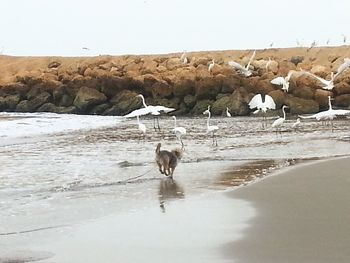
[226, 157, 350, 263]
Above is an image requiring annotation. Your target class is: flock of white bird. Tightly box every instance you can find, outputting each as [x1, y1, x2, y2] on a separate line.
[123, 50, 350, 146]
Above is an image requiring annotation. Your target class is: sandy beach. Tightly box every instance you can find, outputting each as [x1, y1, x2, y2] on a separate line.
[226, 157, 350, 263]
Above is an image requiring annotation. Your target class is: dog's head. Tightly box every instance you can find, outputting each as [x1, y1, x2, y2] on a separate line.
[171, 148, 183, 160]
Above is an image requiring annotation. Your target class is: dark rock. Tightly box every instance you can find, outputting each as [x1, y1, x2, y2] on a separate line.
[191, 99, 214, 115]
[73, 86, 107, 111]
[183, 95, 196, 108]
[16, 100, 32, 112]
[108, 90, 142, 116]
[37, 103, 58, 112]
[0, 97, 7, 111]
[286, 96, 319, 114]
[48, 61, 61, 68]
[334, 94, 350, 107]
[292, 86, 314, 100]
[195, 77, 222, 100]
[268, 90, 288, 109]
[290, 56, 304, 66]
[56, 106, 78, 114]
[314, 89, 333, 109]
[90, 103, 111, 115]
[4, 94, 21, 110]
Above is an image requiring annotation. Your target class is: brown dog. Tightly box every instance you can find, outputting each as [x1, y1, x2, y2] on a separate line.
[155, 143, 183, 177]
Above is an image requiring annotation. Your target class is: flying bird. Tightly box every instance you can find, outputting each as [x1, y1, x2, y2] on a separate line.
[249, 94, 276, 128]
[124, 94, 175, 130]
[203, 106, 219, 146]
[228, 50, 256, 77]
[299, 96, 350, 131]
[303, 58, 350, 90]
[270, 70, 298, 92]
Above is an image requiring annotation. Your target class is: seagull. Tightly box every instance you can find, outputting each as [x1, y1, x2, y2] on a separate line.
[203, 106, 219, 146]
[299, 96, 350, 131]
[272, 105, 288, 135]
[269, 42, 274, 48]
[307, 40, 317, 52]
[172, 116, 186, 149]
[270, 70, 298, 92]
[82, 47, 90, 51]
[208, 59, 215, 73]
[124, 94, 175, 130]
[249, 94, 276, 128]
[136, 115, 147, 140]
[226, 107, 231, 117]
[303, 58, 350, 90]
[228, 50, 256, 77]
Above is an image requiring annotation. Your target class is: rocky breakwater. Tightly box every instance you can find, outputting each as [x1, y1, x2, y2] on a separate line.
[1, 46, 350, 116]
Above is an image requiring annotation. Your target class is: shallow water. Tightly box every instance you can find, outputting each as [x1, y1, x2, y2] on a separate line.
[0, 112, 349, 261]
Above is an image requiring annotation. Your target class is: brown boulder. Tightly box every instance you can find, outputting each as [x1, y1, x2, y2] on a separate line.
[292, 86, 314, 100]
[286, 96, 319, 114]
[314, 89, 333, 109]
[195, 77, 222, 100]
[268, 90, 288, 109]
[165, 58, 182, 70]
[108, 90, 142, 116]
[333, 81, 350, 95]
[73, 86, 107, 111]
[334, 94, 350, 108]
[191, 99, 214, 115]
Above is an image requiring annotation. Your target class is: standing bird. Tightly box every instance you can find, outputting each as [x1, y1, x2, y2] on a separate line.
[123, 94, 175, 131]
[271, 70, 299, 92]
[228, 50, 256, 77]
[249, 94, 276, 128]
[180, 51, 188, 64]
[203, 106, 219, 146]
[299, 96, 350, 131]
[137, 115, 147, 141]
[292, 118, 301, 131]
[172, 116, 186, 149]
[208, 59, 215, 74]
[342, 34, 347, 44]
[272, 105, 289, 135]
[226, 107, 231, 117]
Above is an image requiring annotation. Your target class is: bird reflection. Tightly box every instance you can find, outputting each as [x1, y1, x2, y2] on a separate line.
[158, 178, 185, 213]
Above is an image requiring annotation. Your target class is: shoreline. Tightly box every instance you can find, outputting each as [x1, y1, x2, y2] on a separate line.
[225, 156, 350, 263]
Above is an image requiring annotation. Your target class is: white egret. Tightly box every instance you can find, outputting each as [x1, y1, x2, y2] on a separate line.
[302, 59, 350, 90]
[203, 106, 219, 146]
[272, 105, 288, 134]
[265, 57, 273, 71]
[299, 96, 350, 131]
[226, 107, 231, 117]
[172, 116, 186, 149]
[228, 50, 256, 77]
[292, 118, 301, 130]
[271, 70, 299, 92]
[249, 94, 276, 128]
[208, 59, 215, 73]
[123, 94, 175, 131]
[180, 51, 188, 64]
[136, 115, 147, 140]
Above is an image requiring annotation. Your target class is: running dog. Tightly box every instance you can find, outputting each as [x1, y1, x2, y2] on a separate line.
[155, 143, 183, 177]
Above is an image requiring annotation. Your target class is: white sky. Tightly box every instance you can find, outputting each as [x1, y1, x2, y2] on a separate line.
[1, 0, 349, 56]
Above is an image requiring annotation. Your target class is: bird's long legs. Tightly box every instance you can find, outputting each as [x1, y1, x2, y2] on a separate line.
[212, 132, 218, 146]
[153, 117, 161, 131]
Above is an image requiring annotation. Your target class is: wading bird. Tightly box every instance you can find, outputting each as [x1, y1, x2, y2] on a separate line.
[226, 107, 231, 117]
[299, 96, 350, 131]
[137, 115, 146, 140]
[249, 94, 276, 128]
[124, 94, 175, 131]
[272, 105, 288, 135]
[203, 106, 219, 146]
[172, 116, 186, 149]
[292, 118, 301, 131]
[228, 50, 256, 77]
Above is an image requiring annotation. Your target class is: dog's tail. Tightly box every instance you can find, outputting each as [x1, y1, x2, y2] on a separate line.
[156, 143, 161, 155]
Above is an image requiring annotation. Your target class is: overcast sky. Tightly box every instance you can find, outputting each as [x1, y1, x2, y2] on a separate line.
[1, 0, 349, 56]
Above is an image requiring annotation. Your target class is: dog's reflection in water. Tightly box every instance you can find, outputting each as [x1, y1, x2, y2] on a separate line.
[158, 178, 185, 213]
